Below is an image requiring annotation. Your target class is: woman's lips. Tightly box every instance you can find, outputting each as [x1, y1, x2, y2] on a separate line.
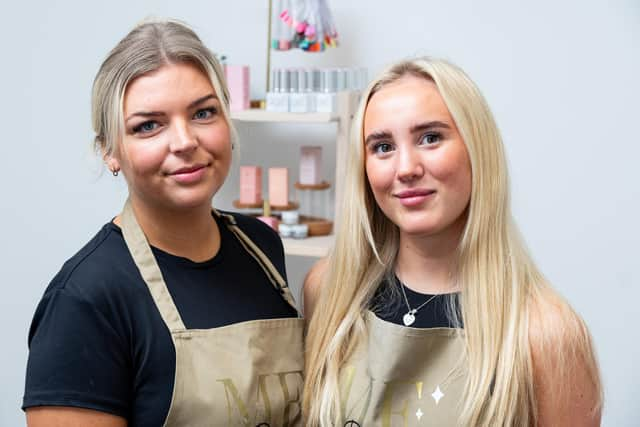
[170, 164, 207, 184]
[395, 189, 436, 207]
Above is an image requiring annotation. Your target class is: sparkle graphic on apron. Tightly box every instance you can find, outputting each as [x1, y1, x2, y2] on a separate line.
[416, 408, 424, 420]
[431, 385, 444, 404]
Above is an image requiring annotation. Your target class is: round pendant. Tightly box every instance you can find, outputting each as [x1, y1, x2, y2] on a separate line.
[403, 312, 416, 326]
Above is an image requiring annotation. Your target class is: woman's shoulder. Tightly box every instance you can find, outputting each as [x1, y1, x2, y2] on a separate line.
[28, 223, 137, 363]
[527, 288, 596, 363]
[25, 221, 170, 423]
[528, 289, 584, 344]
[28, 221, 166, 373]
[303, 257, 329, 318]
[527, 287, 602, 425]
[44, 221, 139, 303]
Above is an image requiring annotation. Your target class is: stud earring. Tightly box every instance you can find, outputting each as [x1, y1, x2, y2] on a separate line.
[112, 169, 119, 177]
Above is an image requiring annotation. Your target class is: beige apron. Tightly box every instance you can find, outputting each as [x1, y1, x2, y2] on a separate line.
[339, 311, 467, 427]
[120, 200, 304, 427]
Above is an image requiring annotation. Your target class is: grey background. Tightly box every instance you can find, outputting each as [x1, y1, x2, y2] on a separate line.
[1, 0, 638, 425]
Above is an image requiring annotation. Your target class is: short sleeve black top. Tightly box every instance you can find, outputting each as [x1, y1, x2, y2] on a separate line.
[22, 211, 297, 426]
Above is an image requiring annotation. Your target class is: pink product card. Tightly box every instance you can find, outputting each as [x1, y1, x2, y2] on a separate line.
[239, 166, 262, 204]
[257, 216, 279, 231]
[224, 65, 250, 111]
[268, 167, 289, 207]
[300, 146, 322, 185]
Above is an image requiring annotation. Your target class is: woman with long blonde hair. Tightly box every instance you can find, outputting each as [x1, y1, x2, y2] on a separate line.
[303, 57, 602, 426]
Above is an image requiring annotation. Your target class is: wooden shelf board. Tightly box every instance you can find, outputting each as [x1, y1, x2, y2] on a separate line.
[233, 200, 299, 211]
[282, 234, 334, 257]
[231, 109, 339, 123]
[294, 181, 331, 190]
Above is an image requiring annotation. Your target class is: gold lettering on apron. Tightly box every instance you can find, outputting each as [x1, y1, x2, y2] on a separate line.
[340, 365, 373, 423]
[381, 380, 419, 427]
[340, 365, 356, 415]
[277, 371, 304, 426]
[217, 370, 303, 426]
[336, 312, 466, 426]
[259, 372, 275, 421]
[218, 378, 252, 426]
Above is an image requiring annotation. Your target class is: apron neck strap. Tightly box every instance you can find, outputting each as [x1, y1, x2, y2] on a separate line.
[121, 200, 300, 332]
[121, 199, 186, 332]
[214, 209, 300, 314]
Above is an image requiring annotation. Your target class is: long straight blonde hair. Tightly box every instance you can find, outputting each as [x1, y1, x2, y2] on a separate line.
[303, 57, 602, 426]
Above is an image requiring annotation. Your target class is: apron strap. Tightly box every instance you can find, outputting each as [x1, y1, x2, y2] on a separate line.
[215, 210, 300, 314]
[121, 198, 300, 332]
[121, 199, 186, 332]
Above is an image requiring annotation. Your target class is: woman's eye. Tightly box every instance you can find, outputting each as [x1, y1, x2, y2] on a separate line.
[133, 121, 159, 134]
[373, 142, 394, 155]
[194, 107, 216, 120]
[420, 132, 441, 145]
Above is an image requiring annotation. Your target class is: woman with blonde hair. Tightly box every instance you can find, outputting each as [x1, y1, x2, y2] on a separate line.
[303, 57, 602, 426]
[23, 20, 303, 426]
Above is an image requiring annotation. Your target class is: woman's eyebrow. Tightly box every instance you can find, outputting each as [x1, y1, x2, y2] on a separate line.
[410, 120, 451, 133]
[188, 93, 218, 109]
[364, 120, 451, 145]
[125, 94, 219, 123]
[125, 111, 164, 123]
[364, 130, 392, 146]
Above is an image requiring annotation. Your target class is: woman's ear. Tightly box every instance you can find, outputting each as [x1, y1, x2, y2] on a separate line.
[103, 150, 121, 175]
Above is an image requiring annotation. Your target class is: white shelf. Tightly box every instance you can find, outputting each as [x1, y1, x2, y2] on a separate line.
[282, 234, 334, 257]
[231, 109, 338, 123]
[231, 93, 359, 258]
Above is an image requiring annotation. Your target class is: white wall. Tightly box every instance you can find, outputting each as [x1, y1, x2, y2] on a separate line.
[1, 0, 637, 424]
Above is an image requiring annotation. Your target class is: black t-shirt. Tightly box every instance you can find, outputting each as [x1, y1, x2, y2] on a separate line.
[371, 276, 460, 329]
[22, 211, 297, 426]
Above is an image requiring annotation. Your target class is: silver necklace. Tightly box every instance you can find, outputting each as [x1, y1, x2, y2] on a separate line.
[398, 279, 439, 326]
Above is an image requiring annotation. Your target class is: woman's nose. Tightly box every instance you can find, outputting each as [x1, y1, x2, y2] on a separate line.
[169, 120, 198, 153]
[397, 146, 424, 182]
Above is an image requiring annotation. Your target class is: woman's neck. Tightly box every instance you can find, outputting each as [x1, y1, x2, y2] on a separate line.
[395, 218, 465, 295]
[115, 198, 221, 262]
